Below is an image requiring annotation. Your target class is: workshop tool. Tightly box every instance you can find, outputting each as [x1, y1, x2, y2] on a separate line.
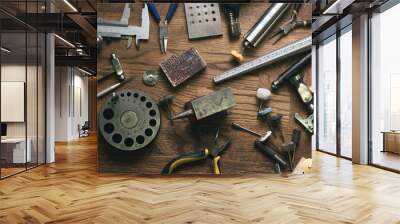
[222, 4, 241, 39]
[271, 52, 311, 93]
[289, 73, 314, 113]
[98, 3, 131, 26]
[99, 89, 161, 151]
[256, 88, 271, 111]
[184, 3, 223, 39]
[147, 3, 178, 54]
[257, 107, 276, 138]
[254, 140, 287, 173]
[213, 36, 312, 84]
[97, 79, 130, 99]
[172, 88, 236, 121]
[143, 70, 160, 86]
[295, 113, 313, 134]
[270, 114, 285, 142]
[281, 143, 294, 171]
[97, 53, 125, 82]
[281, 128, 301, 171]
[270, 4, 311, 44]
[290, 128, 301, 165]
[231, 122, 274, 146]
[97, 3, 150, 49]
[159, 48, 207, 88]
[158, 95, 174, 121]
[162, 131, 231, 175]
[97, 54, 128, 99]
[243, 3, 290, 49]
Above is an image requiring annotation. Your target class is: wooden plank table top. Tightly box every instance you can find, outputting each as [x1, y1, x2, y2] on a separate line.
[97, 3, 312, 175]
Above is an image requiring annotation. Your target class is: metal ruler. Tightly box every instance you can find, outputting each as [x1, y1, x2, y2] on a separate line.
[213, 36, 312, 84]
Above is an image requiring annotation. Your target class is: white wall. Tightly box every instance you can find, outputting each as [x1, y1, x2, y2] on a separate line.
[54, 66, 89, 141]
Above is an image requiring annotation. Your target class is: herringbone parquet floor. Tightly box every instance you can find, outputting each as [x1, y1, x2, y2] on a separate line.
[1, 135, 400, 224]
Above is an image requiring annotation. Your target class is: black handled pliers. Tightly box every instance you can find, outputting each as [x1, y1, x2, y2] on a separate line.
[162, 131, 231, 175]
[270, 4, 311, 44]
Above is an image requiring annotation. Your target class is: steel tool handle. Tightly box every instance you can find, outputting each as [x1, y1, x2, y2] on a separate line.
[147, 3, 161, 23]
[165, 3, 178, 22]
[161, 148, 209, 175]
[254, 140, 287, 168]
[271, 52, 311, 91]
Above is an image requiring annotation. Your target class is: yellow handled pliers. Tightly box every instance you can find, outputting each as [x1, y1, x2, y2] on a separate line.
[161, 139, 231, 175]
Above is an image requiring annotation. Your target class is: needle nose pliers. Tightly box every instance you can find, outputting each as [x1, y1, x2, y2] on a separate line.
[270, 4, 311, 44]
[162, 135, 231, 175]
[147, 3, 178, 54]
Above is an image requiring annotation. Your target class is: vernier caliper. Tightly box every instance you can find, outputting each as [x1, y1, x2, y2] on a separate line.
[97, 3, 150, 49]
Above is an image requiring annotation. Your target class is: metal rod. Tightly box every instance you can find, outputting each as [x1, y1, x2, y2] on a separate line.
[243, 3, 290, 49]
[213, 36, 312, 84]
[231, 123, 262, 137]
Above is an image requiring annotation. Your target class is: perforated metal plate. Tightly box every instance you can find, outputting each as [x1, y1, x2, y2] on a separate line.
[99, 89, 160, 151]
[184, 3, 222, 39]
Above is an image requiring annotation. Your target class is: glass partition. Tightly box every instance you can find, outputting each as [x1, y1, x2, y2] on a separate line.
[0, 0, 46, 179]
[317, 35, 337, 155]
[370, 3, 400, 171]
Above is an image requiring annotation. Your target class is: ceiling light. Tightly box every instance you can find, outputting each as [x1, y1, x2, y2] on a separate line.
[63, 0, 78, 12]
[77, 67, 93, 76]
[1, 47, 11, 53]
[54, 34, 75, 48]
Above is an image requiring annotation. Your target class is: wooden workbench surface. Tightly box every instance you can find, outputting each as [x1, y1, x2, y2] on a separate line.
[97, 3, 312, 175]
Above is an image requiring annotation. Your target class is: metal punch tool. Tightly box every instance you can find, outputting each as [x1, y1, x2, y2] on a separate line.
[147, 3, 178, 54]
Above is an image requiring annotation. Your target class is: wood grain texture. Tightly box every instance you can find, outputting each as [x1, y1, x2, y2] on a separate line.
[1, 136, 400, 223]
[97, 3, 312, 174]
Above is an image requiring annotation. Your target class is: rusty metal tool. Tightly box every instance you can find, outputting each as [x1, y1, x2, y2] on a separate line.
[97, 54, 129, 99]
[213, 36, 311, 84]
[158, 95, 174, 121]
[172, 88, 236, 121]
[159, 48, 207, 88]
[222, 4, 241, 39]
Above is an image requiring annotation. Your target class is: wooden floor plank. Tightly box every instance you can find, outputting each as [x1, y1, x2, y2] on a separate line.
[0, 135, 400, 223]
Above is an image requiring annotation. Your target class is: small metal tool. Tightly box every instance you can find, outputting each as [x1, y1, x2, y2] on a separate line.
[254, 140, 287, 173]
[270, 114, 285, 142]
[257, 107, 276, 137]
[172, 88, 236, 121]
[97, 4, 150, 49]
[143, 70, 159, 86]
[159, 48, 207, 88]
[158, 95, 174, 121]
[231, 122, 272, 144]
[98, 3, 131, 26]
[243, 3, 290, 49]
[184, 3, 223, 39]
[222, 4, 241, 39]
[290, 128, 301, 165]
[97, 78, 130, 99]
[97, 54, 129, 99]
[294, 113, 313, 134]
[213, 36, 311, 84]
[147, 3, 178, 53]
[270, 4, 311, 44]
[289, 73, 314, 113]
[256, 88, 271, 111]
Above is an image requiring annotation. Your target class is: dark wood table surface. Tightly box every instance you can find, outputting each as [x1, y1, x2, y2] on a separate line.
[97, 3, 312, 175]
